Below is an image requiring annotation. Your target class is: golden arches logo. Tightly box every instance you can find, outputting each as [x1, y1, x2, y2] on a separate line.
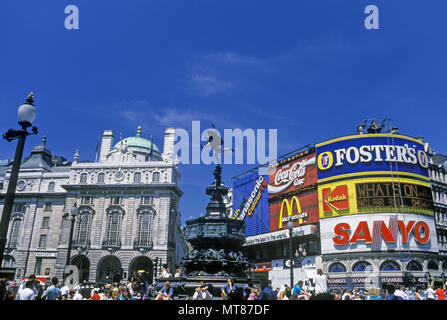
[279, 196, 302, 229]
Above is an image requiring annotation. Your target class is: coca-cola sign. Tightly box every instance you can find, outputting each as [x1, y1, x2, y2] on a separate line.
[268, 152, 317, 197]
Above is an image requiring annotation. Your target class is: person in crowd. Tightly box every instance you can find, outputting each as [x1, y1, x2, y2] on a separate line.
[385, 284, 404, 300]
[258, 280, 277, 300]
[60, 282, 70, 297]
[292, 280, 311, 300]
[174, 269, 183, 278]
[315, 269, 328, 296]
[156, 281, 173, 300]
[414, 287, 424, 300]
[426, 285, 437, 300]
[365, 287, 382, 300]
[221, 278, 238, 300]
[243, 280, 257, 300]
[192, 281, 213, 300]
[41, 277, 62, 300]
[435, 285, 445, 300]
[119, 288, 135, 300]
[341, 289, 352, 300]
[394, 285, 408, 300]
[69, 288, 83, 300]
[89, 288, 101, 300]
[18, 281, 35, 300]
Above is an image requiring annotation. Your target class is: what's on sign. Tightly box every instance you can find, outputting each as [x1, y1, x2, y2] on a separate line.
[316, 134, 429, 182]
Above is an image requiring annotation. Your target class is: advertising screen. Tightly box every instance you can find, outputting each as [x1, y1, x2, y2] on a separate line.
[320, 213, 439, 254]
[318, 177, 434, 219]
[268, 151, 317, 198]
[268, 150, 319, 231]
[232, 173, 270, 237]
[316, 134, 430, 183]
[269, 191, 319, 231]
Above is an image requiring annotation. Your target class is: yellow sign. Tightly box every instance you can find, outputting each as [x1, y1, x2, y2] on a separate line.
[318, 176, 433, 219]
[279, 196, 304, 229]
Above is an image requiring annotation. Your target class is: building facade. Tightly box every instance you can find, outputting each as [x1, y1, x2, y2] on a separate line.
[232, 123, 447, 291]
[0, 127, 187, 283]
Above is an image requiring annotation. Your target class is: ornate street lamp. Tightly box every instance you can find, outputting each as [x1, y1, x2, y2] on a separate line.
[64, 203, 79, 267]
[0, 93, 38, 268]
[288, 221, 294, 289]
[76, 244, 89, 282]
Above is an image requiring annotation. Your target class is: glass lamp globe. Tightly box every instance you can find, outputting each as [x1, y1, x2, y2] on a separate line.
[17, 95, 37, 125]
[70, 205, 79, 217]
[287, 221, 294, 230]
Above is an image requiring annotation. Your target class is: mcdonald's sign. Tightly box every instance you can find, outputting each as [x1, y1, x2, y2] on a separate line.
[278, 196, 308, 229]
[269, 190, 319, 232]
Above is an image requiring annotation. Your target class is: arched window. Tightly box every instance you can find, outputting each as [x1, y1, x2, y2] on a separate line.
[152, 172, 160, 183]
[406, 261, 423, 271]
[2, 255, 16, 268]
[135, 212, 153, 247]
[380, 261, 401, 271]
[134, 172, 142, 183]
[80, 173, 88, 184]
[48, 182, 55, 192]
[428, 260, 438, 270]
[328, 262, 347, 273]
[352, 261, 374, 272]
[8, 219, 22, 249]
[97, 173, 105, 183]
[105, 211, 122, 246]
[76, 211, 92, 245]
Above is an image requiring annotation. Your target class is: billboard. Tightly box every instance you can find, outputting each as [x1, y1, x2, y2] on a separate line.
[320, 213, 439, 254]
[318, 177, 434, 219]
[268, 151, 317, 197]
[268, 151, 318, 232]
[269, 192, 319, 231]
[232, 173, 270, 237]
[316, 134, 430, 183]
[316, 134, 437, 255]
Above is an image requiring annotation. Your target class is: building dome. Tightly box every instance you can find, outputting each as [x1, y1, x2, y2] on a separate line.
[111, 127, 161, 155]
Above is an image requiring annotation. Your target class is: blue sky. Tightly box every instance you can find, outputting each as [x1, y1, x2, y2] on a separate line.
[0, 0, 446, 224]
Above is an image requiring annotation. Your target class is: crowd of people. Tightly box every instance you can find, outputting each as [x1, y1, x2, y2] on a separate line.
[1, 267, 446, 301]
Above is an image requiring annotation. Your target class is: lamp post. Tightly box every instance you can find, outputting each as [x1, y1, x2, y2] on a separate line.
[287, 221, 294, 289]
[64, 203, 79, 267]
[76, 244, 89, 282]
[0, 93, 38, 268]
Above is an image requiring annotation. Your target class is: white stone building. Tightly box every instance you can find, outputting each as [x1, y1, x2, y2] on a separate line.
[0, 127, 187, 283]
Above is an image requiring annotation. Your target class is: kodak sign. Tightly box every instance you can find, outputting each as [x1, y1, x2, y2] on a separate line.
[322, 185, 349, 213]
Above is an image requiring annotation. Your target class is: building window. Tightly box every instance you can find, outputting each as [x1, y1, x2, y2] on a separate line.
[2, 255, 16, 268]
[42, 217, 50, 228]
[152, 172, 160, 183]
[406, 261, 423, 271]
[76, 212, 91, 245]
[81, 197, 93, 205]
[134, 172, 142, 183]
[8, 219, 22, 249]
[48, 182, 55, 192]
[44, 202, 52, 212]
[14, 203, 26, 213]
[141, 196, 154, 205]
[428, 260, 438, 270]
[379, 261, 401, 271]
[80, 173, 88, 184]
[38, 235, 47, 249]
[105, 212, 121, 246]
[136, 212, 153, 247]
[110, 197, 122, 205]
[34, 258, 42, 275]
[97, 173, 105, 183]
[352, 261, 373, 272]
[328, 262, 347, 273]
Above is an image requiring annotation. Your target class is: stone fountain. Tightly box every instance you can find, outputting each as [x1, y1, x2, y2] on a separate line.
[153, 165, 253, 299]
